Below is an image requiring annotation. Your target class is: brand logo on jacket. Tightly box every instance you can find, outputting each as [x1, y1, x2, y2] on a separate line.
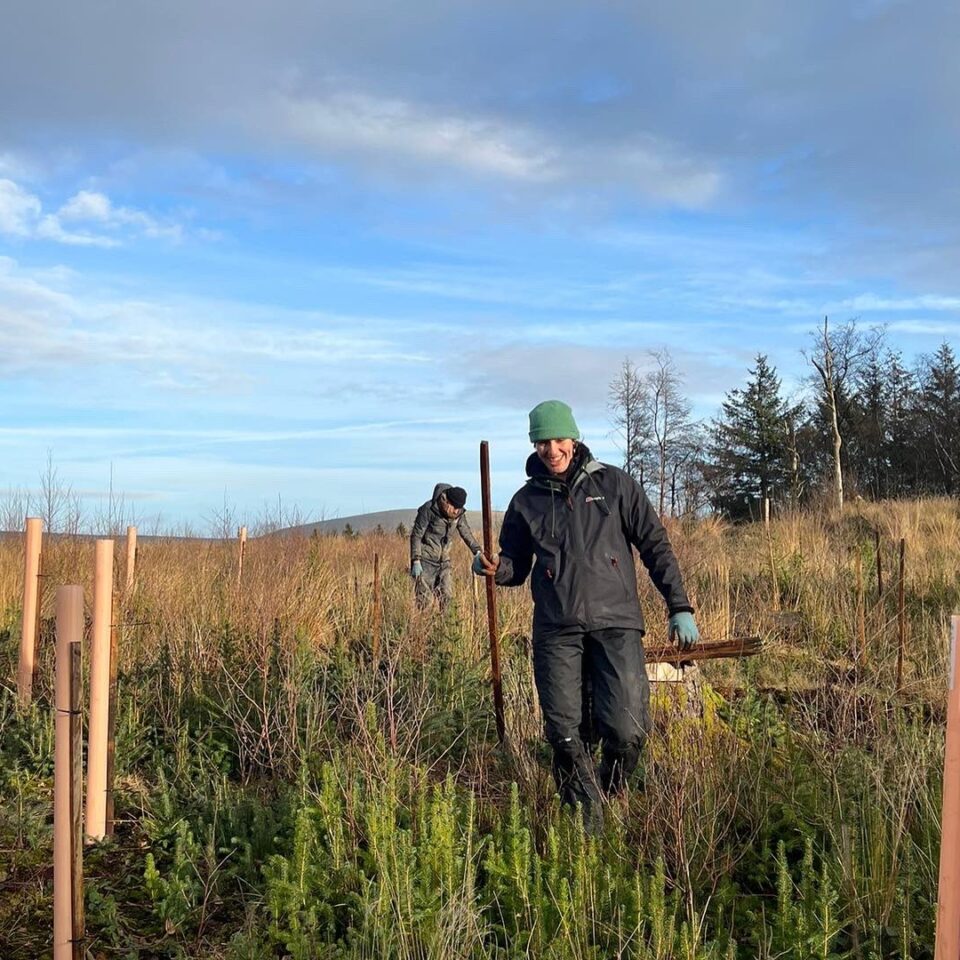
[585, 496, 605, 503]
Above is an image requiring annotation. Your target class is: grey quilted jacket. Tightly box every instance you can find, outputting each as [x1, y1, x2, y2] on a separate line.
[410, 483, 480, 565]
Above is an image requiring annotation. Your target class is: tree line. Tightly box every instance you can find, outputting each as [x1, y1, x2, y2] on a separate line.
[608, 318, 959, 520]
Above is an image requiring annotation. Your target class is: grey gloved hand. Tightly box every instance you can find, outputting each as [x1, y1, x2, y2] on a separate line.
[410, 560, 423, 579]
[668, 612, 699, 651]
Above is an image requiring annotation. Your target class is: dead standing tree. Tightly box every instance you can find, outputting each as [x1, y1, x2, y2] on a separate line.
[809, 317, 845, 512]
[806, 317, 878, 512]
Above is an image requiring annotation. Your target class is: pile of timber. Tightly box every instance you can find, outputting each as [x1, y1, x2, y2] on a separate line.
[645, 636, 763, 665]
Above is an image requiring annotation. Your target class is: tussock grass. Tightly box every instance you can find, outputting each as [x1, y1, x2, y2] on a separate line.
[1, 499, 958, 958]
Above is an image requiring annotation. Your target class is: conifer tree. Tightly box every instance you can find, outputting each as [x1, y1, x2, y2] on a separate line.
[707, 355, 801, 519]
[917, 342, 960, 495]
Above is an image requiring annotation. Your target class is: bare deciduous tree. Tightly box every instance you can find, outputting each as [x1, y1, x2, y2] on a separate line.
[38, 450, 84, 534]
[607, 357, 649, 482]
[641, 349, 696, 517]
[0, 486, 32, 533]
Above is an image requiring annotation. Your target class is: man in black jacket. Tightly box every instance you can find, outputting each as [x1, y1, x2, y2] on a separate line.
[410, 483, 481, 610]
[473, 400, 699, 829]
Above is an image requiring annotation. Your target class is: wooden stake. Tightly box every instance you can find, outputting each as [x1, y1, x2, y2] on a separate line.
[17, 517, 43, 706]
[237, 525, 247, 587]
[104, 589, 119, 837]
[762, 496, 771, 527]
[70, 620, 84, 955]
[874, 527, 883, 599]
[86, 539, 114, 841]
[54, 585, 84, 960]
[935, 616, 960, 960]
[471, 573, 479, 648]
[765, 512, 780, 612]
[855, 551, 866, 666]
[371, 552, 382, 663]
[480, 441, 506, 743]
[124, 525, 137, 592]
[896, 537, 906, 693]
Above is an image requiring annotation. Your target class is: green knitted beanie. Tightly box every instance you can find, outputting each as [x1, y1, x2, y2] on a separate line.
[528, 400, 580, 442]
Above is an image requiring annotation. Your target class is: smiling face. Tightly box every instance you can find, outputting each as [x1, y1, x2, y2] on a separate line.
[535, 438, 576, 476]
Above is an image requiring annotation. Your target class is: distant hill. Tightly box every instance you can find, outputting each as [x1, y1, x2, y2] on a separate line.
[282, 508, 501, 537]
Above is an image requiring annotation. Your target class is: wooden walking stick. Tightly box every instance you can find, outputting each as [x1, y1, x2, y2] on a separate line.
[480, 441, 506, 743]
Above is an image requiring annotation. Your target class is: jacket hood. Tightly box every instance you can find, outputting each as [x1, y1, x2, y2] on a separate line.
[431, 482, 452, 505]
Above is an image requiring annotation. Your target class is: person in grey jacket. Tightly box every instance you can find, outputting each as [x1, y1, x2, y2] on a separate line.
[473, 400, 699, 830]
[410, 484, 481, 610]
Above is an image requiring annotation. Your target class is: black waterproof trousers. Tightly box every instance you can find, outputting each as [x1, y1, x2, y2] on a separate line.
[533, 627, 651, 815]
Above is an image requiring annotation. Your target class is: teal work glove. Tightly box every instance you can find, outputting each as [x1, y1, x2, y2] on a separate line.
[668, 612, 699, 651]
[410, 560, 423, 579]
[472, 551, 499, 576]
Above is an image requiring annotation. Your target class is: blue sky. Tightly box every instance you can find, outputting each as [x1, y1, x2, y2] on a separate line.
[1, 0, 958, 529]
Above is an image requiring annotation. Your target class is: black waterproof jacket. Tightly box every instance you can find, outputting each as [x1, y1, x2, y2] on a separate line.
[410, 482, 480, 565]
[495, 446, 693, 636]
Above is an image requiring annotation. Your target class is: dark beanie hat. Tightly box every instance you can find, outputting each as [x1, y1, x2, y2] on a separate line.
[445, 487, 467, 509]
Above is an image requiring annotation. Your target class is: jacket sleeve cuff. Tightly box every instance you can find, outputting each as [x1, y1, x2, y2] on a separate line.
[667, 603, 694, 616]
[494, 555, 515, 585]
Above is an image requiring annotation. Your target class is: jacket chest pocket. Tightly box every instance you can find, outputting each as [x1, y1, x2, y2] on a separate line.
[606, 553, 632, 599]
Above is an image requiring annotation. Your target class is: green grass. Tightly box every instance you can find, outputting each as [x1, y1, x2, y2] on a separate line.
[0, 500, 957, 957]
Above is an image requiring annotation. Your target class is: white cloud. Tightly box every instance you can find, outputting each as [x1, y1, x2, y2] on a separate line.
[271, 91, 555, 181]
[838, 293, 960, 312]
[0, 179, 42, 235]
[266, 90, 721, 206]
[0, 179, 185, 246]
[57, 189, 183, 241]
[57, 190, 113, 222]
[0, 256, 429, 384]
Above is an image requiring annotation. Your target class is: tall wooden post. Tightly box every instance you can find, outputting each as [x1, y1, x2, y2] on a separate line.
[104, 589, 119, 837]
[17, 517, 43, 706]
[480, 441, 506, 743]
[86, 540, 114, 841]
[124, 525, 138, 592]
[855, 551, 866, 666]
[765, 509, 780, 612]
[237, 526, 247, 587]
[762, 497, 770, 527]
[874, 528, 884, 599]
[371, 552, 382, 663]
[935, 616, 960, 960]
[896, 538, 906, 693]
[54, 585, 84, 960]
